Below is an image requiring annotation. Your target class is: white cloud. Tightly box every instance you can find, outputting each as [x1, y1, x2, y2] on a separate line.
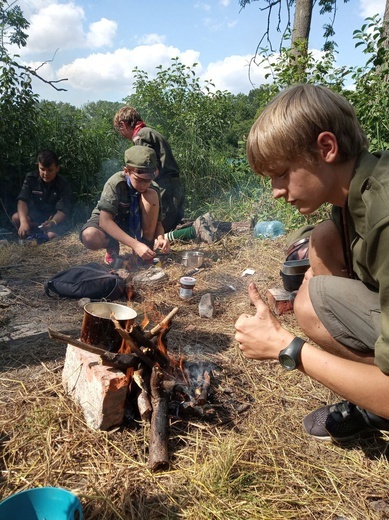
[19, 2, 116, 55]
[86, 18, 117, 48]
[138, 33, 166, 45]
[202, 55, 269, 94]
[195, 2, 211, 12]
[26, 60, 55, 81]
[359, 0, 385, 19]
[26, 3, 86, 53]
[57, 44, 200, 92]
[219, 0, 231, 6]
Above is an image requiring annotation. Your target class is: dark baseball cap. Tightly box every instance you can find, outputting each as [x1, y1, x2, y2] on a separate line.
[124, 146, 157, 179]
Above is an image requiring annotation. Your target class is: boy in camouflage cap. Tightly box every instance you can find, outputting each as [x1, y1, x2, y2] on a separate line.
[80, 146, 170, 265]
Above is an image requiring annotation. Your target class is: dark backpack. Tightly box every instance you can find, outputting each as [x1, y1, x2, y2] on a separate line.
[44, 262, 125, 300]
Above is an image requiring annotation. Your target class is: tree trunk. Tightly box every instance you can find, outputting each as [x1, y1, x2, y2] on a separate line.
[290, 0, 313, 80]
[383, 0, 389, 50]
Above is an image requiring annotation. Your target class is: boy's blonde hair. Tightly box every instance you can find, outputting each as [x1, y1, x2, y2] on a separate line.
[247, 84, 369, 176]
[113, 106, 142, 131]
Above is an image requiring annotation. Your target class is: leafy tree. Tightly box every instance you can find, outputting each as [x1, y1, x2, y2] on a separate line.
[0, 0, 38, 205]
[124, 59, 237, 215]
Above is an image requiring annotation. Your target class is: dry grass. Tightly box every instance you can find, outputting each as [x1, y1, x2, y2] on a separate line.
[1, 230, 389, 519]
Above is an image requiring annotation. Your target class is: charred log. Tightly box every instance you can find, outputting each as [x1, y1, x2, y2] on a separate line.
[148, 365, 170, 471]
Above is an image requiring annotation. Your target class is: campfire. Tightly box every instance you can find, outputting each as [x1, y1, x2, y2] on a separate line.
[48, 305, 215, 472]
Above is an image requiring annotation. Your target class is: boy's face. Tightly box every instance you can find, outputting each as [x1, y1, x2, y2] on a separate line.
[125, 168, 154, 193]
[38, 162, 60, 183]
[118, 121, 134, 140]
[269, 159, 331, 215]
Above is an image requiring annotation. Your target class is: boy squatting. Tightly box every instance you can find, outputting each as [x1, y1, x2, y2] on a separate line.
[235, 84, 389, 443]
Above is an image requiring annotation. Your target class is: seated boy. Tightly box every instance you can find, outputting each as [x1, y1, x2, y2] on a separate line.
[235, 84, 389, 443]
[80, 146, 170, 265]
[12, 149, 73, 241]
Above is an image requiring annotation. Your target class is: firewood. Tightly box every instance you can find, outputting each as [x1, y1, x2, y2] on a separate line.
[100, 351, 140, 370]
[111, 317, 155, 369]
[48, 328, 106, 355]
[195, 370, 211, 405]
[133, 368, 152, 422]
[147, 307, 179, 338]
[148, 365, 170, 471]
[130, 326, 170, 368]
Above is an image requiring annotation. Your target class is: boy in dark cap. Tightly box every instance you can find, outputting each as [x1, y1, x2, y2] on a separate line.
[12, 149, 73, 242]
[80, 146, 170, 265]
[113, 106, 185, 232]
[235, 84, 389, 444]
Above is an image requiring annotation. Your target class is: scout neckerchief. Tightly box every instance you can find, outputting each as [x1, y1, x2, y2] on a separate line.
[126, 176, 142, 240]
[132, 121, 146, 140]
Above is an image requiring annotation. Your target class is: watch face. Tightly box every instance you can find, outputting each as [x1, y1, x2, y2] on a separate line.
[279, 353, 296, 371]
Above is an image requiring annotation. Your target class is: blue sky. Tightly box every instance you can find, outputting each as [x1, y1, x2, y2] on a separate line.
[11, 0, 386, 107]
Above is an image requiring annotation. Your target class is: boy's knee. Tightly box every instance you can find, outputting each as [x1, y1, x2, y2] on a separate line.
[80, 226, 107, 250]
[293, 281, 315, 333]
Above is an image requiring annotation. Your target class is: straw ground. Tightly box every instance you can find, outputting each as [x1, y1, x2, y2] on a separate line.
[0, 230, 389, 519]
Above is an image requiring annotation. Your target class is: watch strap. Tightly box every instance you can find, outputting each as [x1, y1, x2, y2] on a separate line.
[278, 336, 306, 370]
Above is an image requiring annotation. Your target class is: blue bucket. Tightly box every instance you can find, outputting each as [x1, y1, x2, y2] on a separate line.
[0, 486, 83, 519]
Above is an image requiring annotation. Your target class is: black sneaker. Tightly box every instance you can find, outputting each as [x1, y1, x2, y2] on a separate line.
[302, 401, 371, 442]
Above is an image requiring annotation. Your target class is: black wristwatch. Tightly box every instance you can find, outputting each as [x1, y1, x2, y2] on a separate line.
[278, 337, 306, 371]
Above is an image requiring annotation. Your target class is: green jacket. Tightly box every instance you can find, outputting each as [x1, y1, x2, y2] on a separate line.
[332, 150, 389, 373]
[90, 171, 162, 230]
[132, 127, 180, 185]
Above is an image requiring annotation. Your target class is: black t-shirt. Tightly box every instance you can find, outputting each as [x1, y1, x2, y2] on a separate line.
[17, 171, 73, 221]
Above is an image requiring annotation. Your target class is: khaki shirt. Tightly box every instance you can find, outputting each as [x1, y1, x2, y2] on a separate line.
[90, 171, 162, 230]
[332, 150, 389, 373]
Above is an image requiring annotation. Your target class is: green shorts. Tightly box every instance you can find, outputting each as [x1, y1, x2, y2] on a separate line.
[309, 275, 380, 352]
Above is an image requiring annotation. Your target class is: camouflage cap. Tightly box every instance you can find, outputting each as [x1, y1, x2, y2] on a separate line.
[124, 146, 157, 179]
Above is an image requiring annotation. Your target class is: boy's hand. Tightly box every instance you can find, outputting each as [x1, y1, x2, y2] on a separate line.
[133, 241, 156, 261]
[154, 235, 170, 253]
[39, 219, 55, 231]
[234, 283, 294, 360]
[18, 222, 31, 238]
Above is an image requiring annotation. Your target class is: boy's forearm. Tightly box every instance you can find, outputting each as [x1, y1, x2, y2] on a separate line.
[155, 221, 165, 238]
[299, 343, 389, 419]
[99, 213, 139, 249]
[17, 200, 29, 223]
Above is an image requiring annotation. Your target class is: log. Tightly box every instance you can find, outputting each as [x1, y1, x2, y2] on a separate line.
[133, 368, 152, 422]
[100, 351, 140, 370]
[148, 307, 179, 338]
[148, 365, 170, 471]
[48, 328, 106, 355]
[130, 326, 170, 368]
[195, 370, 211, 405]
[111, 317, 155, 369]
[48, 328, 143, 370]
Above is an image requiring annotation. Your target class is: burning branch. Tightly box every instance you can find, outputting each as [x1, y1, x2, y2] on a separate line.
[148, 307, 179, 338]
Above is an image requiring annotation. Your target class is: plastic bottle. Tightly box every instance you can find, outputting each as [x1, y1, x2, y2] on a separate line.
[253, 220, 285, 239]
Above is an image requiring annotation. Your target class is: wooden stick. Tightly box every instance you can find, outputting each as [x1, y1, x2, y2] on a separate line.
[111, 317, 155, 369]
[148, 307, 179, 337]
[48, 328, 107, 355]
[195, 370, 211, 405]
[133, 368, 152, 422]
[148, 365, 170, 471]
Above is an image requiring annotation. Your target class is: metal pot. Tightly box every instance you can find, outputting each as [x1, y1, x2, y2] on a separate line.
[280, 259, 310, 292]
[81, 302, 137, 352]
[181, 250, 205, 268]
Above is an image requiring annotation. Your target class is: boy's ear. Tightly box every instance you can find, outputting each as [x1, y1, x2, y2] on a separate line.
[316, 132, 338, 162]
